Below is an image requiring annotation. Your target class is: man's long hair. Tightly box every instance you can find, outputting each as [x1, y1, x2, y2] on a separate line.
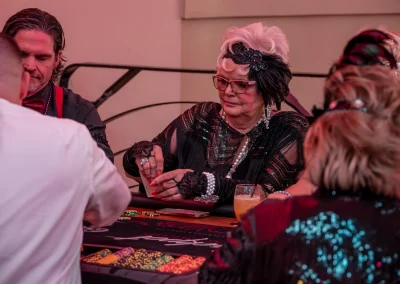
[2, 8, 66, 82]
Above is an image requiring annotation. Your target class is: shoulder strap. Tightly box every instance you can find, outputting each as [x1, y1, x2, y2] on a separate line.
[284, 92, 311, 117]
[55, 86, 64, 118]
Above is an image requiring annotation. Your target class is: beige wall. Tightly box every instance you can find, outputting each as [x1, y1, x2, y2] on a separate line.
[0, 0, 183, 188]
[181, 0, 400, 112]
[183, 0, 399, 18]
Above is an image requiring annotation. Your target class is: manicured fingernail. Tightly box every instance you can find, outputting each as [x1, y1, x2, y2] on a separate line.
[157, 172, 161, 177]
[161, 198, 166, 201]
[150, 182, 155, 186]
[151, 191, 156, 195]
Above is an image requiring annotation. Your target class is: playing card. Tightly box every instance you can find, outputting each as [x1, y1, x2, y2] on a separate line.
[139, 171, 162, 198]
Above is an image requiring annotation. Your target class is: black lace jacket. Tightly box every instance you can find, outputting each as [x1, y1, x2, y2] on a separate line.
[124, 102, 308, 203]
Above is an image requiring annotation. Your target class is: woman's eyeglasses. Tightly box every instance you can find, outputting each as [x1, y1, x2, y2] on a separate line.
[212, 75, 256, 94]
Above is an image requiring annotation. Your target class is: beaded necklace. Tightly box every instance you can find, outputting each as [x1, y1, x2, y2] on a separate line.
[43, 87, 53, 115]
[221, 106, 271, 179]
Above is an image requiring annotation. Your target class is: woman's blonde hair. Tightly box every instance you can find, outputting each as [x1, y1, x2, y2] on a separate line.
[374, 26, 400, 62]
[305, 112, 400, 197]
[324, 65, 400, 129]
[380, 28, 400, 75]
[306, 65, 400, 197]
[217, 22, 289, 68]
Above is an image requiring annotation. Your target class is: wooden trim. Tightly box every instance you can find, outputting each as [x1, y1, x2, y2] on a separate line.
[128, 207, 237, 227]
[182, 0, 400, 19]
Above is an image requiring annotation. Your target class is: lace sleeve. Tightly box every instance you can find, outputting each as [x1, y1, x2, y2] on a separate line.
[210, 134, 304, 202]
[257, 112, 308, 193]
[123, 103, 206, 177]
[259, 137, 304, 193]
[123, 126, 179, 177]
[177, 113, 308, 202]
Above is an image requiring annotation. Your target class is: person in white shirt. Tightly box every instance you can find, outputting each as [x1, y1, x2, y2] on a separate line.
[0, 33, 131, 284]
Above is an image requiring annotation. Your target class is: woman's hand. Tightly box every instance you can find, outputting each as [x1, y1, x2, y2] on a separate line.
[284, 171, 317, 197]
[135, 145, 164, 179]
[150, 169, 194, 201]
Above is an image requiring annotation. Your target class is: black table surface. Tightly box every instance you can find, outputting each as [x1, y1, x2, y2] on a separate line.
[129, 192, 235, 218]
[82, 218, 232, 257]
[81, 217, 233, 284]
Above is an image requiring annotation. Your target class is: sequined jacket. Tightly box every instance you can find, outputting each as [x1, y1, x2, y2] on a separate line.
[124, 102, 308, 203]
[24, 82, 114, 162]
[199, 190, 400, 283]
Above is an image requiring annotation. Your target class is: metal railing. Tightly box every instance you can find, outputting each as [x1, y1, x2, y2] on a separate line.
[59, 63, 327, 156]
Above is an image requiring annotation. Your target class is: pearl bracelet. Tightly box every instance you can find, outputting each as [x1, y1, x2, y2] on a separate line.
[193, 172, 219, 204]
[271, 191, 291, 197]
[202, 172, 216, 196]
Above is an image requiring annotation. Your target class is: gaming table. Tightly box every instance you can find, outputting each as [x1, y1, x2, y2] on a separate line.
[81, 206, 236, 284]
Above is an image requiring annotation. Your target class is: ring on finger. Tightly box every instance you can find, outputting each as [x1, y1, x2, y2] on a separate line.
[140, 157, 149, 166]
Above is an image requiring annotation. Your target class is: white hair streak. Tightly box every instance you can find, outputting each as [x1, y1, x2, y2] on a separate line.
[216, 23, 290, 72]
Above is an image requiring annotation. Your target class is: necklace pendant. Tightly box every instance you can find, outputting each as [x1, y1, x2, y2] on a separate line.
[222, 105, 272, 179]
[225, 136, 249, 179]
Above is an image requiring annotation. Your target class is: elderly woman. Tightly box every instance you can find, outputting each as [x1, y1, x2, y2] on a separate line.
[199, 65, 400, 283]
[271, 28, 400, 199]
[123, 23, 308, 204]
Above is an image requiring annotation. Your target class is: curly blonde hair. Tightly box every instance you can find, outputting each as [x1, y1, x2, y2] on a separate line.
[305, 112, 400, 197]
[324, 65, 400, 129]
[375, 27, 400, 62]
[381, 28, 400, 75]
[306, 65, 400, 197]
[217, 22, 289, 67]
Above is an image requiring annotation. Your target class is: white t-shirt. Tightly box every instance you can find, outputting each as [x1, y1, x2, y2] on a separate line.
[0, 99, 131, 284]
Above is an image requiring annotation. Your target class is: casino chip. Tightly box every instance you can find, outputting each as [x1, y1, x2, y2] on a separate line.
[83, 225, 109, 233]
[124, 210, 138, 217]
[118, 217, 131, 221]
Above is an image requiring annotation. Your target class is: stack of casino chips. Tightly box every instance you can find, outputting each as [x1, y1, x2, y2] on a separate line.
[81, 249, 113, 263]
[96, 247, 135, 264]
[118, 210, 138, 221]
[111, 249, 167, 269]
[156, 255, 206, 274]
[81, 247, 206, 274]
[124, 210, 137, 217]
[142, 254, 175, 270]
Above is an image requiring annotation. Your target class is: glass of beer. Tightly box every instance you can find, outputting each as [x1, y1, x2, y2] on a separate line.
[234, 184, 266, 220]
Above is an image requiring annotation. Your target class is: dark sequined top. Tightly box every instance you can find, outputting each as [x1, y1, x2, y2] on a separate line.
[124, 102, 308, 203]
[199, 190, 400, 283]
